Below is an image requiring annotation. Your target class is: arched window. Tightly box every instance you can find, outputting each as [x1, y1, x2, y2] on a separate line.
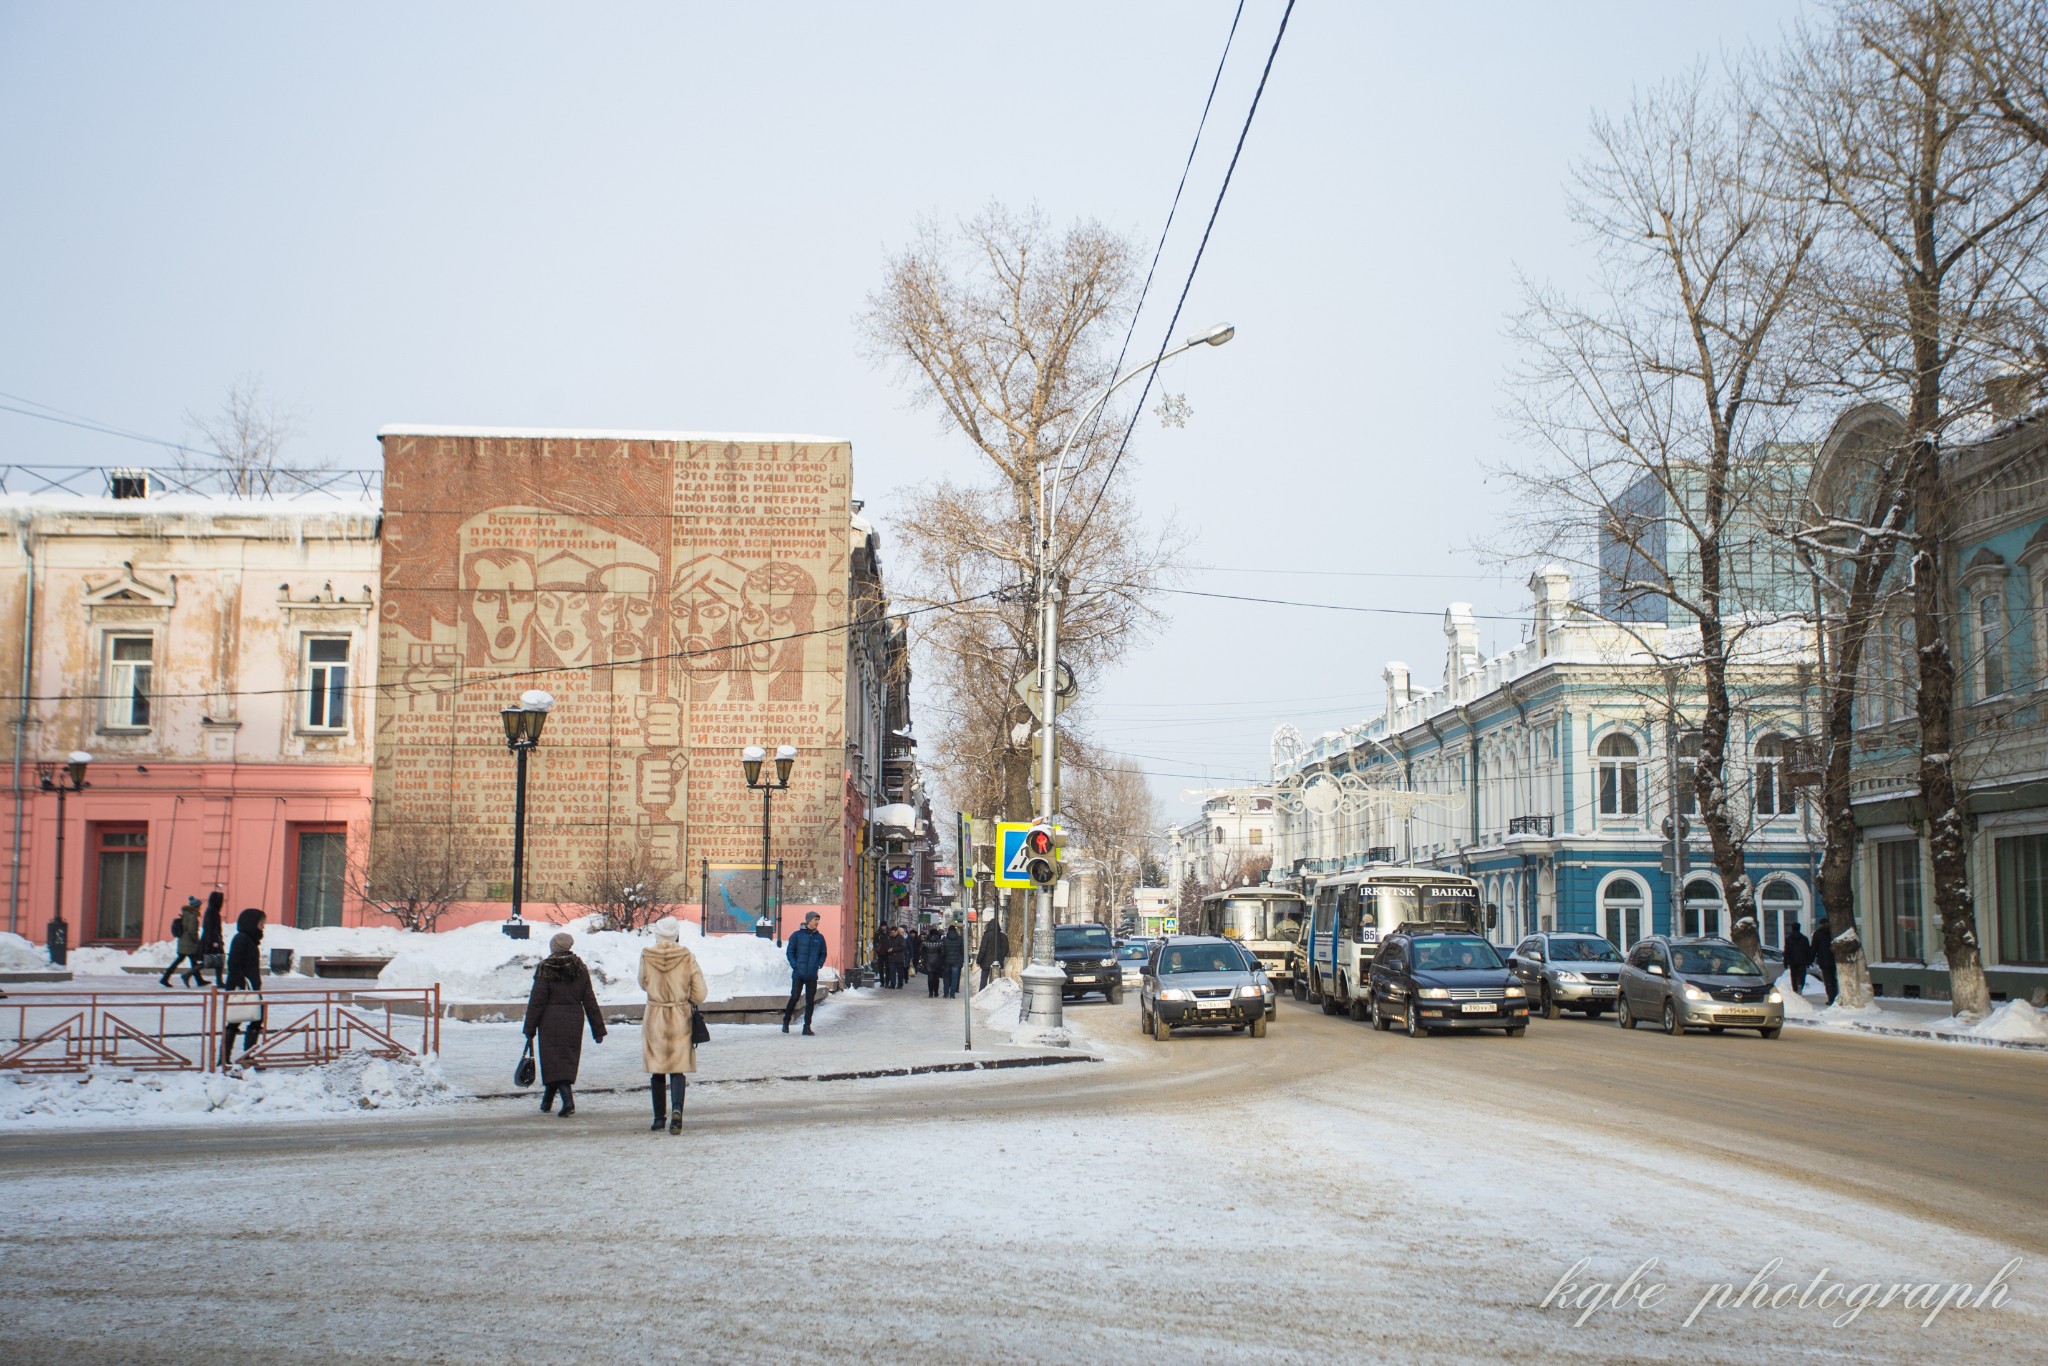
[1754, 734, 1794, 818]
[1597, 733, 1640, 818]
[1676, 732, 1701, 816]
[1758, 879, 1802, 950]
[1979, 593, 2006, 698]
[1601, 876, 1646, 950]
[1681, 876, 1724, 939]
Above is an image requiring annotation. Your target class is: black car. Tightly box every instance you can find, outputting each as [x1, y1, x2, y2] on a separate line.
[1366, 926, 1530, 1038]
[1139, 935, 1269, 1040]
[1054, 922, 1123, 1003]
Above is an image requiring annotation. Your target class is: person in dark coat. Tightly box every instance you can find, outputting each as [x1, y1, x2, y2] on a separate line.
[218, 908, 267, 1068]
[923, 927, 945, 998]
[196, 891, 226, 987]
[522, 932, 607, 1116]
[872, 922, 891, 987]
[975, 916, 1010, 991]
[940, 924, 965, 999]
[1811, 920, 1839, 1004]
[1783, 922, 1814, 993]
[887, 926, 909, 988]
[783, 912, 828, 1034]
[160, 895, 205, 987]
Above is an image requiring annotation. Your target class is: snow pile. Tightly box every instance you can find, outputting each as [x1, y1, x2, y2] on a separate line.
[0, 932, 49, 972]
[377, 916, 797, 1003]
[1950, 999, 2048, 1043]
[1773, 972, 1820, 1017]
[0, 1050, 455, 1128]
[972, 976, 1073, 1049]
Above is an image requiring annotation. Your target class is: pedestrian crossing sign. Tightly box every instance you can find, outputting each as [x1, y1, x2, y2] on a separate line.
[993, 821, 1037, 889]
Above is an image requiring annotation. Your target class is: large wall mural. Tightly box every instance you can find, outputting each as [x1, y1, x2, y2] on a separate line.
[373, 430, 852, 915]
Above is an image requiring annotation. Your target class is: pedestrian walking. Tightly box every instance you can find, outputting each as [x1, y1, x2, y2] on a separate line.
[217, 908, 267, 1068]
[196, 891, 226, 987]
[941, 923, 965, 999]
[888, 926, 908, 988]
[923, 927, 944, 998]
[1811, 920, 1839, 1005]
[1783, 922, 1813, 994]
[975, 915, 1009, 991]
[159, 896, 205, 987]
[639, 918, 707, 1134]
[783, 911, 827, 1034]
[872, 922, 891, 987]
[522, 932, 607, 1117]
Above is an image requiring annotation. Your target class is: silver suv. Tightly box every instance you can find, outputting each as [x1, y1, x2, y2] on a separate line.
[1507, 932, 1624, 1018]
[1616, 936, 1784, 1038]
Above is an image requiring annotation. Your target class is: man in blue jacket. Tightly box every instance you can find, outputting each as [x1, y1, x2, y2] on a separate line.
[783, 912, 828, 1035]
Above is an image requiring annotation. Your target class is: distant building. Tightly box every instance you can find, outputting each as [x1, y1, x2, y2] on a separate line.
[2, 470, 381, 947]
[1271, 569, 1818, 951]
[1165, 790, 1276, 892]
[1598, 458, 1810, 624]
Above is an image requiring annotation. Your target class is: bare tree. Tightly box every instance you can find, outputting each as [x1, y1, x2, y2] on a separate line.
[861, 204, 1184, 962]
[1504, 67, 1819, 965]
[351, 822, 488, 933]
[1776, 0, 2048, 1017]
[179, 374, 310, 495]
[1063, 750, 1163, 925]
[572, 838, 684, 933]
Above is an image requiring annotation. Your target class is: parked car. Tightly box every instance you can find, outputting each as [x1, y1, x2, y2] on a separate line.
[1616, 936, 1784, 1038]
[1229, 940, 1277, 1022]
[1507, 932, 1624, 1018]
[1139, 936, 1269, 1040]
[1366, 929, 1529, 1038]
[1054, 923, 1123, 1003]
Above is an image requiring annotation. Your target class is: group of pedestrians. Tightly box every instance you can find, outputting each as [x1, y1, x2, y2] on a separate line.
[145, 890, 271, 1071]
[157, 892, 226, 988]
[520, 910, 831, 1128]
[1782, 920, 1841, 1004]
[870, 918, 1008, 997]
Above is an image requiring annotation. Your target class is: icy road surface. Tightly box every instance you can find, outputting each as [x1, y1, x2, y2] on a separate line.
[2, 991, 2042, 1363]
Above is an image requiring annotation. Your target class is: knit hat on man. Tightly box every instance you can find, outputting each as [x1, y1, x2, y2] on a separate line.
[549, 932, 574, 954]
[653, 918, 680, 941]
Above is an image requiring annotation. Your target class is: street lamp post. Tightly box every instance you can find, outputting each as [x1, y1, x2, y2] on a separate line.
[499, 690, 554, 940]
[743, 744, 796, 944]
[1019, 322, 1236, 1030]
[36, 751, 91, 967]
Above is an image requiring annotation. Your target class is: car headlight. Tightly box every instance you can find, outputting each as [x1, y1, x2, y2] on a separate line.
[1237, 984, 1263, 998]
[1504, 985, 1526, 998]
[1555, 971, 1586, 984]
[1099, 958, 1116, 968]
[1418, 988, 1450, 1000]
[1159, 988, 1190, 1001]
[1682, 983, 1709, 1001]
[1767, 989, 1783, 1004]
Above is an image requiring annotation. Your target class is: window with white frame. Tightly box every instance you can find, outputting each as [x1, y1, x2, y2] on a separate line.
[1978, 591, 2007, 699]
[302, 637, 350, 731]
[103, 635, 153, 729]
[1597, 732, 1640, 818]
[1754, 734, 1794, 818]
[1676, 732, 1700, 816]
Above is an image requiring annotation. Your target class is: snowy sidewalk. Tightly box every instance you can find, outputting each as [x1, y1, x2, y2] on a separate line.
[1777, 974, 2048, 1050]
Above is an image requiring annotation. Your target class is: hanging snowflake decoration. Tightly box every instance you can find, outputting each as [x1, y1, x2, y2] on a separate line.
[1155, 392, 1192, 428]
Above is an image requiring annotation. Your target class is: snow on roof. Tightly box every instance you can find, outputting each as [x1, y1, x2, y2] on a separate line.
[376, 424, 850, 444]
[0, 490, 380, 520]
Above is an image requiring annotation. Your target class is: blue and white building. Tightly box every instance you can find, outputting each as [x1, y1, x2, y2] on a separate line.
[1271, 567, 1819, 952]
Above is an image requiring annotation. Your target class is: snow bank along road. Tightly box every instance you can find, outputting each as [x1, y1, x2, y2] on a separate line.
[2, 997, 2043, 1364]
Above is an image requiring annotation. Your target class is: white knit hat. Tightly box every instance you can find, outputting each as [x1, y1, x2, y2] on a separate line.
[653, 917, 680, 941]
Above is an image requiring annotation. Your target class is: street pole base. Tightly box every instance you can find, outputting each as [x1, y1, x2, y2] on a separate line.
[1018, 964, 1065, 1030]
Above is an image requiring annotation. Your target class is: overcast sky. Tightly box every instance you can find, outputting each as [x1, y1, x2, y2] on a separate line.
[0, 1, 1808, 817]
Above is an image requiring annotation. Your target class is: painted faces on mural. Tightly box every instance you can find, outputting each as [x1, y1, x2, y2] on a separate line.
[464, 549, 535, 663]
[533, 550, 599, 667]
[596, 562, 657, 664]
[670, 554, 748, 688]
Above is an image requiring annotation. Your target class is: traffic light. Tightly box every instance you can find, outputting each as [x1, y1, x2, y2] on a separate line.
[1021, 824, 1064, 889]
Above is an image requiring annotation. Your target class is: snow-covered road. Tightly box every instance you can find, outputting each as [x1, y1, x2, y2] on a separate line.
[2, 993, 2041, 1363]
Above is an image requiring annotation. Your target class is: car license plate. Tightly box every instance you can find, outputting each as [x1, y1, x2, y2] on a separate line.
[1069, 974, 1094, 983]
[1198, 999, 1229, 1011]
[1722, 1010, 1760, 1019]
[1591, 986, 1617, 996]
[1459, 1002, 1496, 1013]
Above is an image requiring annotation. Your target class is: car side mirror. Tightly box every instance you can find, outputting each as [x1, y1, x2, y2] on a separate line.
[1646, 963, 1665, 976]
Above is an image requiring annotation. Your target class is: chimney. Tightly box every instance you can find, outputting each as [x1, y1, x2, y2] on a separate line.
[1528, 565, 1570, 657]
[1444, 604, 1479, 683]
[1383, 662, 1411, 720]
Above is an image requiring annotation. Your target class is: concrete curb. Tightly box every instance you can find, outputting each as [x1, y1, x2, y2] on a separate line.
[465, 1050, 1098, 1100]
[1783, 1016, 2048, 1052]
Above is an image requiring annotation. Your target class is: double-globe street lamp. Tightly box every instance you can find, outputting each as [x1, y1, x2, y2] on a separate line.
[1019, 322, 1236, 1030]
[742, 745, 797, 943]
[36, 751, 92, 966]
[499, 690, 554, 941]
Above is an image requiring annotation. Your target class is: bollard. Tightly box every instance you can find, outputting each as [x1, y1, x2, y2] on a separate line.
[46, 917, 68, 968]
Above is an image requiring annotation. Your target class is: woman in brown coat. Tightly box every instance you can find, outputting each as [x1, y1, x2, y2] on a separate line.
[640, 917, 708, 1134]
[523, 932, 607, 1117]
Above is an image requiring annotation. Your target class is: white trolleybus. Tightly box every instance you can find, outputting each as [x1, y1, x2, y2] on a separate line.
[1197, 886, 1310, 988]
[1298, 866, 1483, 1018]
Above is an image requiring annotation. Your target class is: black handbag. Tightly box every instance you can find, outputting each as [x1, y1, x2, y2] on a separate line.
[514, 1037, 537, 1088]
[690, 1006, 711, 1046]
